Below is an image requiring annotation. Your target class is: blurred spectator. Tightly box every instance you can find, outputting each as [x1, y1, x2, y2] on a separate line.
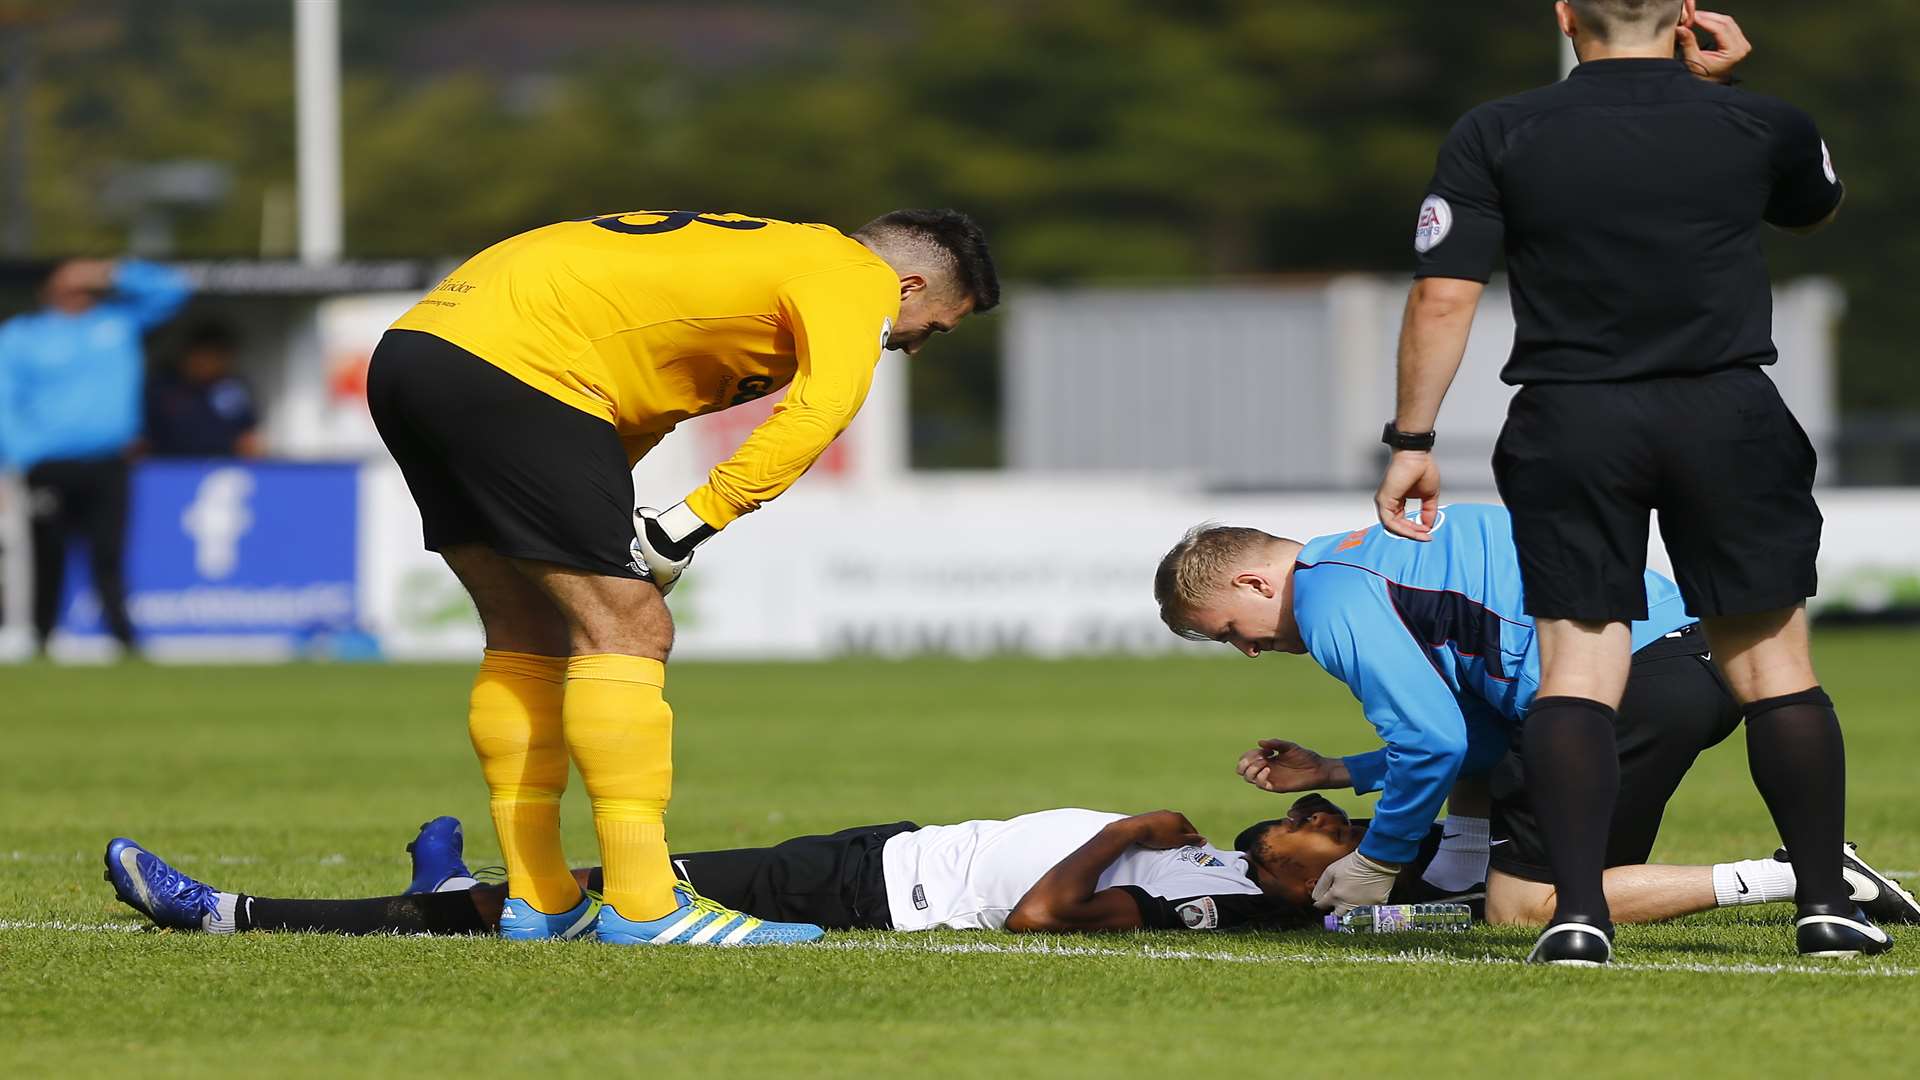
[0, 258, 192, 653]
[145, 321, 263, 458]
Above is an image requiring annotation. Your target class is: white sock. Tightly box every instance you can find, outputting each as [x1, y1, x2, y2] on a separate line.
[433, 875, 479, 893]
[203, 891, 240, 934]
[1712, 858, 1797, 906]
[1422, 815, 1491, 892]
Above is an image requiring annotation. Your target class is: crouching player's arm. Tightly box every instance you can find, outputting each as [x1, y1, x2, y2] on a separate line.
[633, 265, 896, 587]
[1291, 573, 1490, 913]
[1006, 811, 1206, 933]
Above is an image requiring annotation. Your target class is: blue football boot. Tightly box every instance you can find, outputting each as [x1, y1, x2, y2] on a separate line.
[596, 882, 825, 946]
[499, 891, 600, 941]
[405, 816, 472, 894]
[103, 837, 220, 931]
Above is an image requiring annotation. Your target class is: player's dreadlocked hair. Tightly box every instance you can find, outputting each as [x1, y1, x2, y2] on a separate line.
[1153, 523, 1292, 640]
[1566, 0, 1685, 43]
[855, 209, 1000, 312]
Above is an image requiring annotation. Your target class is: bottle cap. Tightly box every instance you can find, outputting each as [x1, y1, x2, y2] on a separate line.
[1323, 913, 1341, 931]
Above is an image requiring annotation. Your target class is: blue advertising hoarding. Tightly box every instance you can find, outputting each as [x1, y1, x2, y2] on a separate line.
[59, 460, 360, 648]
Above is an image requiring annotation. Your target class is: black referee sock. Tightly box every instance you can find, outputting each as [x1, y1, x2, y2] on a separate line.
[1522, 696, 1620, 929]
[234, 890, 489, 936]
[1744, 687, 1851, 913]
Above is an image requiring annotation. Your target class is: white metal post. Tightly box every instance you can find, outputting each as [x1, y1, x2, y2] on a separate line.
[294, 0, 342, 263]
[1561, 32, 1578, 78]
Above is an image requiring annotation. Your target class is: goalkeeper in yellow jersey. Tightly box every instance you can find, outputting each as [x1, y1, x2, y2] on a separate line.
[366, 209, 999, 945]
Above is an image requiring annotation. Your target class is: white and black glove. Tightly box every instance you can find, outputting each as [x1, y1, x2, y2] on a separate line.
[630, 502, 716, 595]
[1311, 849, 1402, 916]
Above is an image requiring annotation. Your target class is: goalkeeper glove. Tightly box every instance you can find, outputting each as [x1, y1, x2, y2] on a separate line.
[630, 502, 716, 595]
[1311, 849, 1403, 915]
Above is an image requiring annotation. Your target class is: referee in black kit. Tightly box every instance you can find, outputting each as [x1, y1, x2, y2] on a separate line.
[1373, 1, 1889, 965]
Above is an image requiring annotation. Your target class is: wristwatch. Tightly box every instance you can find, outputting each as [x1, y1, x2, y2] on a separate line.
[1381, 422, 1436, 452]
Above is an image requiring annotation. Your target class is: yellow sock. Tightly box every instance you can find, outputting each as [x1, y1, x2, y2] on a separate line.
[564, 654, 676, 920]
[469, 649, 580, 913]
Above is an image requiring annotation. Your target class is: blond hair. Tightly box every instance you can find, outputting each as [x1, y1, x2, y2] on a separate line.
[1154, 523, 1290, 640]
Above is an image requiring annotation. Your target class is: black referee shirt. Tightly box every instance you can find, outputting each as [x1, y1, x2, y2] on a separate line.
[1413, 58, 1843, 385]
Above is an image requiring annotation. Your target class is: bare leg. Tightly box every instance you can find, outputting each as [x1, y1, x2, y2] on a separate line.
[441, 544, 569, 656]
[1535, 618, 1634, 706]
[1704, 605, 1817, 702]
[1485, 866, 1718, 926]
[516, 559, 672, 659]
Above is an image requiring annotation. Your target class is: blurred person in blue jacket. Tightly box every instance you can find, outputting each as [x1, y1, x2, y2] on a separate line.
[144, 321, 262, 459]
[0, 258, 191, 652]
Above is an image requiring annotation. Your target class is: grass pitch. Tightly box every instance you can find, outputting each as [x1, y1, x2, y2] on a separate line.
[4, 629, 1918, 1077]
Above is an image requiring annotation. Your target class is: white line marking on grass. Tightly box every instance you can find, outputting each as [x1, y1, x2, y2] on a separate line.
[0, 919, 143, 933]
[817, 936, 1920, 979]
[6, 851, 373, 867]
[3, 921, 1915, 978]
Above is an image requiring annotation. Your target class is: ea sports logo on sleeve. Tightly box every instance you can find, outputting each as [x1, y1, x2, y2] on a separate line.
[1414, 195, 1453, 253]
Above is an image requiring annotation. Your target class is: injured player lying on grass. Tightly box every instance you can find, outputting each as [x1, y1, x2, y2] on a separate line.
[104, 793, 1920, 938]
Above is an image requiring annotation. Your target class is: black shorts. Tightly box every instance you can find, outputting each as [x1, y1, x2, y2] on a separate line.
[584, 821, 919, 931]
[365, 330, 642, 577]
[1488, 626, 1743, 882]
[1492, 366, 1821, 621]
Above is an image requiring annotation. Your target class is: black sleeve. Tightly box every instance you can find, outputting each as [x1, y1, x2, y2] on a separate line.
[1117, 888, 1308, 931]
[1760, 100, 1843, 228]
[1412, 110, 1505, 282]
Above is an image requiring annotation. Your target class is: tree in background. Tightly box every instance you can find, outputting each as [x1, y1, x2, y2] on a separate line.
[8, 0, 1915, 462]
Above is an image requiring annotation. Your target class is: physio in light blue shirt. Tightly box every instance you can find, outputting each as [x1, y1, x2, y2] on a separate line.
[0, 258, 192, 469]
[1157, 504, 1693, 907]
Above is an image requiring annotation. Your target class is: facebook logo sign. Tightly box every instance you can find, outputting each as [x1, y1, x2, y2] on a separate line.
[60, 461, 360, 646]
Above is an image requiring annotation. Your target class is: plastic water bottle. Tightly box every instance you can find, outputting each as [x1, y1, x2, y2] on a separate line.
[1323, 903, 1473, 933]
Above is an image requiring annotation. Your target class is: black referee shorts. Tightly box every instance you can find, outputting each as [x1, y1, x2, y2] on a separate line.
[1492, 366, 1822, 621]
[365, 329, 643, 578]
[582, 821, 918, 931]
[1489, 627, 1743, 882]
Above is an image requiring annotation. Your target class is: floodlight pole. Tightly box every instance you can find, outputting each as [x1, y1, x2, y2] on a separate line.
[294, 0, 343, 264]
[2, 22, 33, 255]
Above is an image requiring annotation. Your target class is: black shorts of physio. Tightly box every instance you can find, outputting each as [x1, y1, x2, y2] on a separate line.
[366, 330, 642, 578]
[582, 821, 918, 931]
[1488, 626, 1743, 883]
[1492, 366, 1822, 621]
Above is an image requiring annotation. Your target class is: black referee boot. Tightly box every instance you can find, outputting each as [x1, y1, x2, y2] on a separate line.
[1796, 906, 1893, 958]
[1525, 919, 1614, 967]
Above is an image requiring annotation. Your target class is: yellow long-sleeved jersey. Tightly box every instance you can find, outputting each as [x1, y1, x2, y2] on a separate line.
[391, 211, 900, 529]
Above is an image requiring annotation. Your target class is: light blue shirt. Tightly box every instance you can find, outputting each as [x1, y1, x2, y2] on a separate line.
[1290, 504, 1693, 864]
[0, 260, 191, 468]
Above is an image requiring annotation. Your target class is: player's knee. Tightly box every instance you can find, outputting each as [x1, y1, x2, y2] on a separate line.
[1701, 609, 1817, 702]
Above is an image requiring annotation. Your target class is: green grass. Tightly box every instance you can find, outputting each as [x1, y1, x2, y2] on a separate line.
[4, 630, 1919, 1077]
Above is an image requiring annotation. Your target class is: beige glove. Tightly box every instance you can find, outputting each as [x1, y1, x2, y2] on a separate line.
[1312, 849, 1402, 915]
